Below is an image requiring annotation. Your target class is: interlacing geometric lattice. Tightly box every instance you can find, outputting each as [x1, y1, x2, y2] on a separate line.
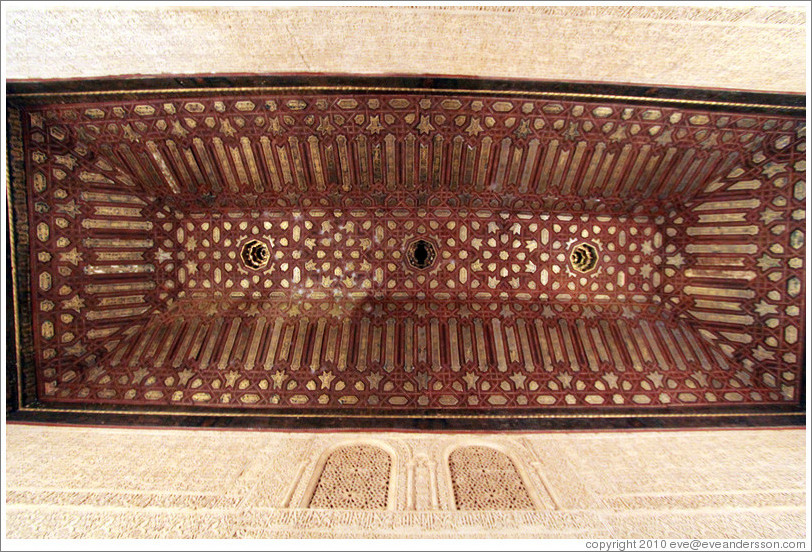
[309, 445, 392, 509]
[13, 89, 805, 411]
[449, 446, 535, 510]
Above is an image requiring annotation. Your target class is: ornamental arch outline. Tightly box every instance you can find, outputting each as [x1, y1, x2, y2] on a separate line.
[441, 439, 544, 511]
[299, 439, 399, 510]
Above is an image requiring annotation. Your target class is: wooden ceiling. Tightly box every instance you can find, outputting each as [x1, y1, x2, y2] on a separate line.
[6, 76, 805, 428]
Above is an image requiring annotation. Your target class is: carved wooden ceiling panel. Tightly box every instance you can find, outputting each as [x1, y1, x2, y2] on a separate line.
[6, 77, 805, 425]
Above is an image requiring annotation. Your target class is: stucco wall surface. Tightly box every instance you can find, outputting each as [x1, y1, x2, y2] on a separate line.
[4, 6, 808, 92]
[5, 425, 806, 539]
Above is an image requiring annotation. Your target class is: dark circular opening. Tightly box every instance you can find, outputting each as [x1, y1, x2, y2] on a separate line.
[407, 239, 436, 269]
[414, 242, 429, 265]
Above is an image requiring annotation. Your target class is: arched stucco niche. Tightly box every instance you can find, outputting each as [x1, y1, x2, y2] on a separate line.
[442, 440, 544, 510]
[299, 439, 399, 510]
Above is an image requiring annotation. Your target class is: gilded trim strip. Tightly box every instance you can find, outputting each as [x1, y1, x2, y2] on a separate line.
[16, 406, 798, 419]
[6, 106, 33, 409]
[8, 85, 805, 111]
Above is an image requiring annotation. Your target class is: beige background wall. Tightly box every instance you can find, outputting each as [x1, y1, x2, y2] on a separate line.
[4, 5, 808, 92]
[5, 425, 807, 538]
[3, 6, 808, 540]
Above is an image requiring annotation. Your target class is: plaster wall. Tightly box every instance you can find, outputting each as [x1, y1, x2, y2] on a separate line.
[4, 6, 808, 92]
[4, 424, 805, 538]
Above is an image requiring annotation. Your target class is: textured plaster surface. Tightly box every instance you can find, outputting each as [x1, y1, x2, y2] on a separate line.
[4, 424, 807, 538]
[4, 6, 807, 92]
